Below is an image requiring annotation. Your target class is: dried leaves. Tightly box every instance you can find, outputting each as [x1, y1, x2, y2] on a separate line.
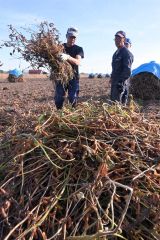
[2, 21, 73, 83]
[0, 101, 160, 239]
[8, 74, 24, 82]
[130, 72, 160, 100]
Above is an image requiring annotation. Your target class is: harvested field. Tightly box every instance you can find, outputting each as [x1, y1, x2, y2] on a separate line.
[0, 74, 160, 143]
[0, 73, 160, 116]
[0, 74, 160, 240]
[0, 74, 110, 114]
[0, 74, 111, 153]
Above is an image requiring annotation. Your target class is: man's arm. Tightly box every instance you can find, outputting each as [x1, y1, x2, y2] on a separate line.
[68, 55, 81, 66]
[119, 51, 133, 83]
[60, 46, 84, 65]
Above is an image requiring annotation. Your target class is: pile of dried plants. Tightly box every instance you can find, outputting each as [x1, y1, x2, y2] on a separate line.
[130, 72, 160, 100]
[0, 101, 160, 240]
[8, 74, 24, 83]
[2, 21, 73, 83]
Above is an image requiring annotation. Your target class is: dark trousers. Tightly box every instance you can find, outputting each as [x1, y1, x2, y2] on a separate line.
[111, 83, 122, 102]
[54, 79, 79, 109]
[121, 88, 128, 104]
[111, 79, 129, 105]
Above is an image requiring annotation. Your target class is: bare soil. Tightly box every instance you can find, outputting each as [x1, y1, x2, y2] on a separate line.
[0, 74, 160, 117]
[0, 74, 110, 113]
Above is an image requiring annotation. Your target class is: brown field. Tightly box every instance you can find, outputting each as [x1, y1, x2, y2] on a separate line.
[0, 74, 160, 240]
[0, 73, 110, 113]
[0, 73, 48, 80]
[0, 73, 160, 117]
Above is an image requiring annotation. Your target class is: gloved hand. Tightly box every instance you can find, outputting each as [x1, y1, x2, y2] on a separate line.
[59, 53, 70, 61]
[117, 82, 124, 92]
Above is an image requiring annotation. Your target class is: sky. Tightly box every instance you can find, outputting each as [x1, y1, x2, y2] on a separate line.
[0, 0, 160, 74]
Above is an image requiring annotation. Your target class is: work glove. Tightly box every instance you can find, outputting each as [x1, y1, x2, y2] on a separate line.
[59, 53, 70, 61]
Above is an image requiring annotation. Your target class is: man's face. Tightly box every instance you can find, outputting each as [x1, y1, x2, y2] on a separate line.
[114, 35, 125, 48]
[67, 36, 76, 46]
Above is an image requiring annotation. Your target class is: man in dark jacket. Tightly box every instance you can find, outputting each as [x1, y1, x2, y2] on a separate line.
[54, 27, 84, 109]
[110, 31, 134, 104]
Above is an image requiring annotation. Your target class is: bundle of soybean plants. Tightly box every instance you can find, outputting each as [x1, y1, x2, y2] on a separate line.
[8, 74, 24, 83]
[130, 72, 160, 100]
[0, 101, 160, 240]
[2, 21, 73, 83]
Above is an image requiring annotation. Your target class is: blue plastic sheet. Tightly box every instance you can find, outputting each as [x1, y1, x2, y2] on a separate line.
[9, 69, 22, 77]
[131, 61, 160, 80]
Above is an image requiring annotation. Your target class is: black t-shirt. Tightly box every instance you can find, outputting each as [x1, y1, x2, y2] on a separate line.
[63, 43, 84, 79]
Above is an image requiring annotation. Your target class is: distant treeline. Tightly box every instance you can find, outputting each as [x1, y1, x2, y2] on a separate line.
[0, 70, 9, 73]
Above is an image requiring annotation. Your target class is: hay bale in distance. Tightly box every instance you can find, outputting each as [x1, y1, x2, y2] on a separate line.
[8, 74, 24, 82]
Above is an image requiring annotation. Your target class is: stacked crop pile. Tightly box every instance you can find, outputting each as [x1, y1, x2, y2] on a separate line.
[8, 74, 24, 82]
[0, 101, 160, 240]
[130, 72, 160, 100]
[2, 21, 73, 84]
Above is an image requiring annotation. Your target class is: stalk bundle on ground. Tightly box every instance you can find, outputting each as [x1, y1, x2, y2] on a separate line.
[0, 101, 160, 240]
[130, 72, 160, 100]
[8, 74, 24, 83]
[2, 21, 73, 83]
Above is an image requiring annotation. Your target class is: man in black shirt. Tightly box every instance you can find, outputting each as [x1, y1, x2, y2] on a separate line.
[54, 27, 84, 109]
[111, 31, 134, 104]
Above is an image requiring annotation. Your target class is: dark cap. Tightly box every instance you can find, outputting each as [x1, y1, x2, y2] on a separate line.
[125, 38, 131, 45]
[115, 30, 126, 38]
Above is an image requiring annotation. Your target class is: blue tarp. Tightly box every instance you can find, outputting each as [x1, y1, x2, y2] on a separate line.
[9, 69, 23, 77]
[131, 61, 160, 80]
